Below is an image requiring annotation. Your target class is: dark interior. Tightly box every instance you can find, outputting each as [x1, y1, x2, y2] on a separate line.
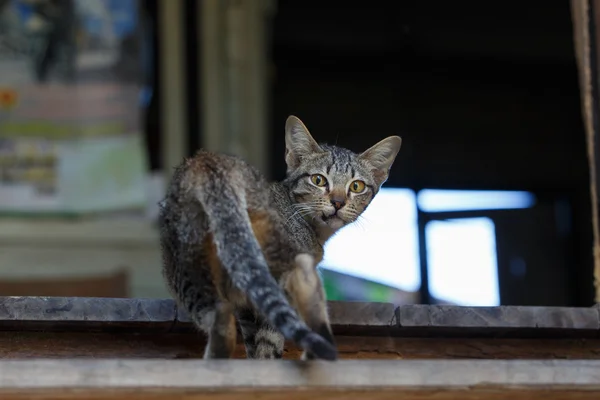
[269, 0, 593, 306]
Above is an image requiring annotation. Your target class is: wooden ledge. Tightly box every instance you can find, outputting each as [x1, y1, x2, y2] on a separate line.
[2, 297, 600, 363]
[396, 304, 600, 337]
[0, 359, 599, 399]
[0, 297, 598, 338]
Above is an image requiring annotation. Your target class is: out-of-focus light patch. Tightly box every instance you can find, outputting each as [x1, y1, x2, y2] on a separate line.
[426, 217, 500, 306]
[321, 188, 420, 292]
[417, 190, 536, 212]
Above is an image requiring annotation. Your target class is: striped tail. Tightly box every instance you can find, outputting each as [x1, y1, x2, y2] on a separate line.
[195, 180, 337, 361]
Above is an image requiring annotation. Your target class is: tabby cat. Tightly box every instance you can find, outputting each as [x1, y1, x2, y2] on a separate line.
[159, 116, 402, 360]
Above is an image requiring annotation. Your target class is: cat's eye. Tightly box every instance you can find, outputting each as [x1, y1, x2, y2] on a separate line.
[310, 174, 327, 187]
[349, 180, 366, 193]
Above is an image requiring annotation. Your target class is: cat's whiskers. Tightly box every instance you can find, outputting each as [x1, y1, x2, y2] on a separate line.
[284, 205, 316, 227]
[357, 213, 375, 231]
[353, 216, 368, 232]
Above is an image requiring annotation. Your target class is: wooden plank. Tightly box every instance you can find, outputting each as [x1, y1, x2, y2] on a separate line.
[158, 0, 188, 179]
[328, 300, 395, 326]
[0, 359, 599, 397]
[199, 0, 228, 156]
[1, 332, 600, 360]
[0, 332, 203, 360]
[0, 297, 395, 335]
[199, 0, 272, 176]
[397, 304, 600, 337]
[1, 297, 599, 338]
[0, 297, 176, 332]
[571, 0, 600, 302]
[2, 388, 600, 400]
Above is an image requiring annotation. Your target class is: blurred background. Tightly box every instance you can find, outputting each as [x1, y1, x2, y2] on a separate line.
[0, 0, 593, 307]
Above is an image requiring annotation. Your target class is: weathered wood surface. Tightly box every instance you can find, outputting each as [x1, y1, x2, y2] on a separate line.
[1, 297, 598, 337]
[1, 298, 600, 397]
[571, 0, 600, 302]
[1, 359, 600, 399]
[2, 332, 600, 360]
[0, 297, 177, 332]
[3, 389, 600, 400]
[397, 304, 600, 337]
[1, 297, 599, 360]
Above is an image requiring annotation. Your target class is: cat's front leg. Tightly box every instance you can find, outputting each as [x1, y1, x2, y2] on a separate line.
[284, 253, 336, 360]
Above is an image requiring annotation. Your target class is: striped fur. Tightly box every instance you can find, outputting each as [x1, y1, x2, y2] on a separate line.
[159, 116, 401, 360]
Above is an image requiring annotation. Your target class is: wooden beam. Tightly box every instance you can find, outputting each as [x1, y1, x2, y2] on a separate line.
[158, 0, 187, 179]
[3, 389, 600, 400]
[572, 0, 600, 302]
[1, 297, 599, 361]
[0, 297, 598, 337]
[2, 331, 600, 360]
[396, 303, 600, 337]
[199, 0, 227, 155]
[199, 0, 272, 175]
[2, 298, 600, 397]
[1, 359, 600, 399]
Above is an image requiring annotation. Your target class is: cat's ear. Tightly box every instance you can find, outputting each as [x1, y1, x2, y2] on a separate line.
[359, 136, 402, 186]
[285, 115, 324, 171]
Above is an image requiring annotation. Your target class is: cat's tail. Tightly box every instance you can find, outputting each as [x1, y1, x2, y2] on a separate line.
[195, 173, 337, 361]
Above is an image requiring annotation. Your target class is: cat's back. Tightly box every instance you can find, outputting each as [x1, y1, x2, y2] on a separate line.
[163, 150, 269, 206]
[159, 149, 272, 279]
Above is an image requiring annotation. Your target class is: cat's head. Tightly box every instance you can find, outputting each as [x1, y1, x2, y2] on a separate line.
[284, 115, 402, 238]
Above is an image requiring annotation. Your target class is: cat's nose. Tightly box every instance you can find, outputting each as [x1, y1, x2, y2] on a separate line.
[330, 197, 345, 210]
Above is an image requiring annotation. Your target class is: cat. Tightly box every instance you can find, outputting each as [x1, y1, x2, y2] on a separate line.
[158, 115, 402, 360]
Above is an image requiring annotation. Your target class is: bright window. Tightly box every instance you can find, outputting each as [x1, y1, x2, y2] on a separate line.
[418, 189, 535, 212]
[321, 188, 535, 306]
[426, 217, 500, 306]
[321, 188, 420, 292]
